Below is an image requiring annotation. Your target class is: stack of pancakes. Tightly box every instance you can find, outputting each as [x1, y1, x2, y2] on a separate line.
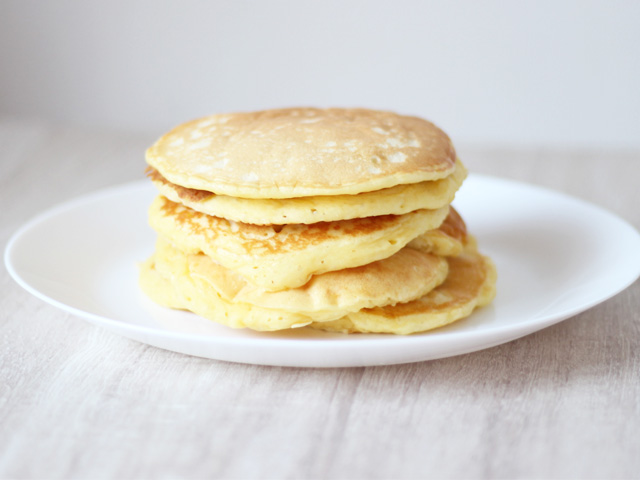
[139, 108, 496, 334]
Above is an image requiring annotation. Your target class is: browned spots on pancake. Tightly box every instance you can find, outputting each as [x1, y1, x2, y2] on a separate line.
[146, 166, 214, 202]
[158, 195, 216, 238]
[156, 196, 409, 255]
[439, 207, 467, 243]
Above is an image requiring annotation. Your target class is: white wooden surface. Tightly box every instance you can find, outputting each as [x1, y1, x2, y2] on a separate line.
[1, 117, 639, 479]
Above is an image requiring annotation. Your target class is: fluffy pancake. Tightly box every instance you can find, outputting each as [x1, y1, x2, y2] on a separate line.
[140, 107, 496, 335]
[139, 241, 494, 334]
[409, 206, 468, 257]
[146, 159, 467, 225]
[310, 247, 497, 335]
[140, 255, 311, 331]
[146, 108, 457, 199]
[146, 237, 449, 326]
[148, 195, 450, 291]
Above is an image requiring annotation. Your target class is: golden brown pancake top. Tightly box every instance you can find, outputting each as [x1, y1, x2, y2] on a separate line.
[145, 107, 457, 199]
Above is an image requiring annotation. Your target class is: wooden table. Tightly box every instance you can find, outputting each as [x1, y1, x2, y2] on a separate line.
[2, 117, 639, 479]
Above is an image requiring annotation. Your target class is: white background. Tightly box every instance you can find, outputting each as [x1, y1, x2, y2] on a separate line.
[1, 0, 639, 148]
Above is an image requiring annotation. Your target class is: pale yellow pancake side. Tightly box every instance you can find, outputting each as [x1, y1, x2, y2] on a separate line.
[139, 245, 494, 333]
[139, 256, 314, 331]
[148, 159, 467, 225]
[148, 195, 449, 291]
[146, 108, 457, 199]
[150, 237, 449, 323]
[310, 247, 497, 335]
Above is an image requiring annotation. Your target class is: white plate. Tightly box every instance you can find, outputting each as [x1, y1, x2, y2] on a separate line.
[5, 176, 640, 367]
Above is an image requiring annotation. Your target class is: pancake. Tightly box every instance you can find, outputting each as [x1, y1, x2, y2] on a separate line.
[140, 107, 496, 335]
[145, 108, 457, 199]
[148, 195, 450, 291]
[139, 241, 494, 334]
[140, 255, 312, 331]
[309, 247, 497, 335]
[408, 206, 468, 257]
[145, 237, 449, 326]
[146, 159, 467, 225]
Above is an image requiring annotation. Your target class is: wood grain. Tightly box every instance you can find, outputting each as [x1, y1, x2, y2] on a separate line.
[1, 118, 639, 479]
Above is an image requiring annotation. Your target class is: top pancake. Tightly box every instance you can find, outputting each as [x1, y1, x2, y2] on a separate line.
[146, 108, 457, 199]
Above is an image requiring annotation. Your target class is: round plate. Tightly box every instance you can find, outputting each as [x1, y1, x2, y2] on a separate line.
[5, 176, 640, 367]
